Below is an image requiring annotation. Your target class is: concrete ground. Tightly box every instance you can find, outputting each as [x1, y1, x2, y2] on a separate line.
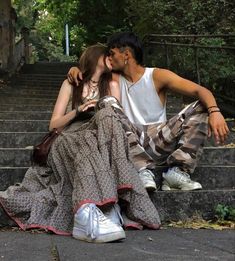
[0, 228, 234, 261]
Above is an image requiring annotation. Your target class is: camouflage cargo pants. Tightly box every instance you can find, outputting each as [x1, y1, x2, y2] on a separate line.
[97, 97, 208, 174]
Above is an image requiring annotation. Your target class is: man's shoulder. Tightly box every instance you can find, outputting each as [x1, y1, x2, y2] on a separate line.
[152, 68, 174, 90]
[152, 68, 174, 80]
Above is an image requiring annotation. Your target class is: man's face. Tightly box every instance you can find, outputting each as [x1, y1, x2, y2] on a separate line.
[108, 48, 126, 72]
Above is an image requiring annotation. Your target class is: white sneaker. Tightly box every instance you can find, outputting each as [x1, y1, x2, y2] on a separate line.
[139, 169, 157, 191]
[72, 203, 126, 243]
[104, 204, 123, 226]
[162, 167, 202, 191]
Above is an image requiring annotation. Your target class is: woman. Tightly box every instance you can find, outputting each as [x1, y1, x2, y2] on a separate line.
[0, 45, 160, 243]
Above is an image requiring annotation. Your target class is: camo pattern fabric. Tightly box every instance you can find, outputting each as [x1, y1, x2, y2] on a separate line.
[110, 99, 208, 174]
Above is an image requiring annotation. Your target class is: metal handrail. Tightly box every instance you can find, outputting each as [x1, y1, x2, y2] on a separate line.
[146, 41, 235, 50]
[143, 34, 235, 40]
[143, 34, 235, 84]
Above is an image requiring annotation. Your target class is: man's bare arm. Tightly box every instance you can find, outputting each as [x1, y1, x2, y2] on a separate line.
[67, 67, 82, 86]
[154, 69, 229, 144]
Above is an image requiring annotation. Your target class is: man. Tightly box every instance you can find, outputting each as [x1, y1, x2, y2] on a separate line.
[68, 32, 229, 191]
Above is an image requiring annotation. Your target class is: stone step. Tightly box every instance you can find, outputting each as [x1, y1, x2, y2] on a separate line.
[10, 85, 60, 91]
[200, 147, 235, 165]
[0, 111, 51, 120]
[0, 189, 234, 226]
[0, 90, 59, 98]
[0, 94, 56, 101]
[0, 132, 47, 147]
[0, 130, 234, 148]
[14, 81, 63, 87]
[154, 165, 235, 190]
[0, 127, 235, 148]
[2, 89, 59, 96]
[12, 83, 62, 89]
[0, 165, 234, 191]
[166, 95, 184, 113]
[0, 167, 27, 190]
[0, 97, 56, 104]
[152, 189, 235, 221]
[0, 111, 194, 121]
[16, 73, 66, 78]
[11, 74, 67, 79]
[0, 120, 49, 132]
[0, 88, 59, 96]
[20, 62, 77, 74]
[205, 135, 235, 146]
[15, 80, 64, 86]
[15, 80, 63, 87]
[0, 146, 234, 167]
[15, 75, 64, 80]
[0, 104, 53, 111]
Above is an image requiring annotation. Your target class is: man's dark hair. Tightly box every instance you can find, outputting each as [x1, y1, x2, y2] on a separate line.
[107, 32, 143, 65]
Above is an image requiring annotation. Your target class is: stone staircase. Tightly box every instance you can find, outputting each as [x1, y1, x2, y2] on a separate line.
[0, 62, 234, 226]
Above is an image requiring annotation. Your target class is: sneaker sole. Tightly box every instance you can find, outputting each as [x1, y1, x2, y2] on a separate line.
[73, 228, 126, 243]
[145, 185, 157, 192]
[161, 184, 203, 191]
[144, 181, 157, 192]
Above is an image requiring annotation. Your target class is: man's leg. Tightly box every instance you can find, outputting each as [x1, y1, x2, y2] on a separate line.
[143, 100, 208, 190]
[96, 96, 157, 191]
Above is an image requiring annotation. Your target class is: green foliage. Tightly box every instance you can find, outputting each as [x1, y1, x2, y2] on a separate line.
[126, 0, 235, 37]
[12, 0, 130, 60]
[215, 204, 235, 221]
[75, 0, 130, 44]
[12, 0, 234, 70]
[12, 0, 38, 30]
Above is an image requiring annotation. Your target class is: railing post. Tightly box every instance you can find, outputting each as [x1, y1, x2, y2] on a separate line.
[164, 40, 170, 69]
[193, 37, 201, 84]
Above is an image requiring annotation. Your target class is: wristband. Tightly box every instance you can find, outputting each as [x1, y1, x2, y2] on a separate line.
[75, 107, 81, 117]
[208, 110, 220, 115]
[207, 105, 218, 110]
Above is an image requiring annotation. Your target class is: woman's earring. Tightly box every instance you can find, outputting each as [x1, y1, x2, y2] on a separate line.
[124, 60, 127, 65]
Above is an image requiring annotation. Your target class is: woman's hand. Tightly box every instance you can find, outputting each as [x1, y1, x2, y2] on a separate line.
[208, 112, 229, 145]
[67, 67, 82, 86]
[78, 100, 98, 113]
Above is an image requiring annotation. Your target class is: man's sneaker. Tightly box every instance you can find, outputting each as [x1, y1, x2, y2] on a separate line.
[72, 203, 126, 243]
[139, 169, 157, 191]
[104, 204, 123, 226]
[162, 167, 202, 191]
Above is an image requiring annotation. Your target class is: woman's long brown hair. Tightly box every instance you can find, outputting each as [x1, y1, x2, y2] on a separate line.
[72, 44, 112, 110]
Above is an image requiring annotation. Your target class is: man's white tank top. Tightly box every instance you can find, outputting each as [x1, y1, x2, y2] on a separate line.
[119, 67, 166, 127]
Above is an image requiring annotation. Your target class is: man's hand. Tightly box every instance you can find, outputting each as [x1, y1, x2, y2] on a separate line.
[67, 67, 82, 86]
[78, 100, 97, 113]
[208, 112, 229, 145]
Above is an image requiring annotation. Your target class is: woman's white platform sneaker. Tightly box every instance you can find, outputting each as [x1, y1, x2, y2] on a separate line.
[72, 203, 126, 243]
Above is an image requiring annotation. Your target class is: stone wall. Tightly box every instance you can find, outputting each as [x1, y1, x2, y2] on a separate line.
[0, 0, 17, 73]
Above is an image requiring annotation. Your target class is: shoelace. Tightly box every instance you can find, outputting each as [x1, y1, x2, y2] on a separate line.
[86, 204, 106, 239]
[141, 169, 154, 178]
[113, 204, 124, 226]
[104, 204, 124, 226]
[173, 167, 190, 180]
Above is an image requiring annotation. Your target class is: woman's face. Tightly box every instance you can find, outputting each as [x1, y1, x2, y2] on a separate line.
[97, 55, 112, 71]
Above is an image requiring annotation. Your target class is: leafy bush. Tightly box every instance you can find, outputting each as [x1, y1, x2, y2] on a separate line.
[215, 204, 235, 221]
